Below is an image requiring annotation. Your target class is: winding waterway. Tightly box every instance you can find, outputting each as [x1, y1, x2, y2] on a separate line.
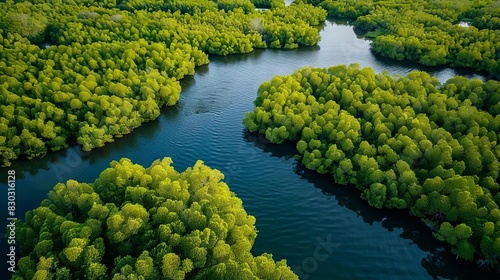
[1, 19, 496, 279]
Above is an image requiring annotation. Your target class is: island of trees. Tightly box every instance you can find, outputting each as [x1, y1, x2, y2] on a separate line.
[0, 0, 327, 166]
[244, 64, 500, 268]
[13, 157, 298, 279]
[300, 0, 500, 79]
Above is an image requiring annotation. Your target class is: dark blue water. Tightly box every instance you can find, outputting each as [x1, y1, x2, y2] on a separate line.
[1, 20, 494, 279]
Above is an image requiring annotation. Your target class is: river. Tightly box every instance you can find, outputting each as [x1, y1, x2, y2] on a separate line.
[1, 19, 495, 279]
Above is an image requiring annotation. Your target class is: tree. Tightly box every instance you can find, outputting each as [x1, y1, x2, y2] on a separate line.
[14, 158, 298, 279]
[4, 12, 48, 43]
[243, 64, 500, 267]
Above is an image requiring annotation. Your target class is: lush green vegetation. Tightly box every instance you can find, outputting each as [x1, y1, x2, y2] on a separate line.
[244, 64, 500, 267]
[299, 0, 500, 78]
[13, 157, 298, 279]
[251, 0, 284, 9]
[0, 0, 326, 166]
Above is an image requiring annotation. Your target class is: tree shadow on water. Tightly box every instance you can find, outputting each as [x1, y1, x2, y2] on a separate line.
[243, 129, 296, 160]
[243, 129, 500, 280]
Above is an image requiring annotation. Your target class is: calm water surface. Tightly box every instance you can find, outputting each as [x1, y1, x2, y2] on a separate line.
[1, 20, 495, 279]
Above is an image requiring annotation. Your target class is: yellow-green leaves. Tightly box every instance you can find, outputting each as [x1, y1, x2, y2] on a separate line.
[3, 12, 47, 43]
[244, 64, 500, 266]
[106, 203, 149, 243]
[16, 157, 298, 279]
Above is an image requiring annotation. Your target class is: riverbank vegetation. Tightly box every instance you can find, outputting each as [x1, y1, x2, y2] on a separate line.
[251, 0, 284, 9]
[0, 0, 326, 166]
[244, 64, 500, 268]
[300, 0, 500, 79]
[13, 157, 298, 279]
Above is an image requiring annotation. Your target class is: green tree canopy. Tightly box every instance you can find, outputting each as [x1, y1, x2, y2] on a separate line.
[14, 158, 298, 280]
[243, 63, 500, 268]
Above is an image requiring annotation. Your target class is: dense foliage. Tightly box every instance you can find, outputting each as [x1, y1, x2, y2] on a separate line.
[14, 157, 298, 279]
[300, 0, 500, 78]
[244, 64, 500, 267]
[0, 0, 326, 166]
[251, 0, 284, 9]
